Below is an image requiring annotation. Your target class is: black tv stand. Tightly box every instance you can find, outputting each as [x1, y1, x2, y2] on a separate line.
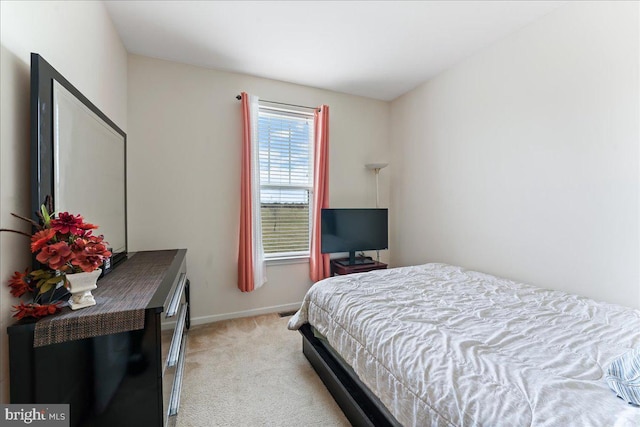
[337, 258, 375, 267]
[337, 251, 377, 266]
[331, 257, 388, 276]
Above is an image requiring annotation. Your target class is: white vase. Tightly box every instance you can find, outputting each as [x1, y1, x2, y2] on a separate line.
[67, 269, 101, 310]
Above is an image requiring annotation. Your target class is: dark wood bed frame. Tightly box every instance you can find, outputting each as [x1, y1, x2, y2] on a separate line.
[299, 324, 402, 427]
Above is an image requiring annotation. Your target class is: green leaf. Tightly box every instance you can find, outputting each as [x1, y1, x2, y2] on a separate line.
[44, 277, 64, 286]
[30, 269, 53, 281]
[40, 204, 52, 227]
[39, 282, 54, 295]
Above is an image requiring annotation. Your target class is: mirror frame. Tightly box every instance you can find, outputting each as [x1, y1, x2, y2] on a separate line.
[30, 53, 128, 267]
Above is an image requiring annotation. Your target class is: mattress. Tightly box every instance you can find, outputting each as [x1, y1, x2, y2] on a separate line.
[288, 263, 640, 426]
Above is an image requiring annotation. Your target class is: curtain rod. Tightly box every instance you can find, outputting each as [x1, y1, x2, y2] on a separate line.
[235, 94, 318, 111]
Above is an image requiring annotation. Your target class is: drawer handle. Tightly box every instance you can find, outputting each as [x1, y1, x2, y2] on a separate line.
[167, 304, 188, 368]
[168, 332, 187, 417]
[166, 273, 187, 317]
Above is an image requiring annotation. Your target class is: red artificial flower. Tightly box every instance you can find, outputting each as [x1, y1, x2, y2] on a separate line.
[74, 223, 98, 239]
[71, 237, 87, 252]
[12, 302, 63, 320]
[12, 302, 33, 320]
[51, 212, 85, 236]
[4, 206, 110, 316]
[36, 241, 74, 270]
[75, 229, 93, 238]
[4, 205, 109, 318]
[30, 228, 57, 253]
[8, 269, 33, 297]
[72, 239, 112, 272]
[34, 303, 62, 316]
[79, 221, 98, 230]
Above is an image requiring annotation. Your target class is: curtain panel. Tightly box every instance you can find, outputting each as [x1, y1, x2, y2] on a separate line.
[309, 105, 330, 282]
[238, 92, 266, 292]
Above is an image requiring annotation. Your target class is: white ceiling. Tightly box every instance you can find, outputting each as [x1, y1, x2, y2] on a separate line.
[105, 1, 566, 101]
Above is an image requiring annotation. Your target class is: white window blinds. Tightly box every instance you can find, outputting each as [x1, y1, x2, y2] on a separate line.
[258, 106, 314, 256]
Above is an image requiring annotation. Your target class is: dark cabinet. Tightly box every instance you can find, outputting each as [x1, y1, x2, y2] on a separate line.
[330, 257, 387, 276]
[7, 249, 190, 427]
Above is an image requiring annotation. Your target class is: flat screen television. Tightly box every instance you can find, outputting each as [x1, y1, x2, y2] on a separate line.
[321, 208, 388, 266]
[30, 53, 127, 269]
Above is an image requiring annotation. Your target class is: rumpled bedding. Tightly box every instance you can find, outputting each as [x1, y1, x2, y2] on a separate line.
[288, 263, 640, 426]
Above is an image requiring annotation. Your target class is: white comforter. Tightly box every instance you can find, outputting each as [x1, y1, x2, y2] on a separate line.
[288, 263, 640, 427]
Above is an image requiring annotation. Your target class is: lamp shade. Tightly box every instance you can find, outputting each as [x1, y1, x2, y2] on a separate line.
[365, 163, 388, 170]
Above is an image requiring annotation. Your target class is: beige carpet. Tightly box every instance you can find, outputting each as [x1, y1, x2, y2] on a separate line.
[176, 314, 350, 427]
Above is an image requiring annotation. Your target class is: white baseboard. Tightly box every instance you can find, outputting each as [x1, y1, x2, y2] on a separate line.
[190, 301, 303, 326]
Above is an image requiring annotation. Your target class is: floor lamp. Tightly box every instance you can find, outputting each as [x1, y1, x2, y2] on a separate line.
[365, 163, 388, 261]
[365, 163, 388, 208]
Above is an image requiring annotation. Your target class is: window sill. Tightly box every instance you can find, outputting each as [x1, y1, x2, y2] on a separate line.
[265, 255, 310, 266]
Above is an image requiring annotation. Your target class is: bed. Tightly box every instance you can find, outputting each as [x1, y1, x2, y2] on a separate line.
[288, 263, 640, 426]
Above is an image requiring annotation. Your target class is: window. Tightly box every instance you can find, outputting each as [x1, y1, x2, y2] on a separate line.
[258, 105, 314, 258]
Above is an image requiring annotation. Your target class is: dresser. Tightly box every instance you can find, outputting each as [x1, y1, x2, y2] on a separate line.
[7, 249, 190, 427]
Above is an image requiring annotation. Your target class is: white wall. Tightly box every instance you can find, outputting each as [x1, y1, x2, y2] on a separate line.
[127, 55, 390, 324]
[390, 1, 639, 308]
[0, 1, 127, 403]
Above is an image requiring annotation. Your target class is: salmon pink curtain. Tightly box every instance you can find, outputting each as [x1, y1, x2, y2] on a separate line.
[309, 105, 330, 282]
[238, 92, 266, 292]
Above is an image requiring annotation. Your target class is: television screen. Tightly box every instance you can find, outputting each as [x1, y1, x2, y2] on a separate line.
[321, 209, 388, 261]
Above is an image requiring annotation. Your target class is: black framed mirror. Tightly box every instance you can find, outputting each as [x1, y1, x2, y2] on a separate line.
[30, 53, 128, 268]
